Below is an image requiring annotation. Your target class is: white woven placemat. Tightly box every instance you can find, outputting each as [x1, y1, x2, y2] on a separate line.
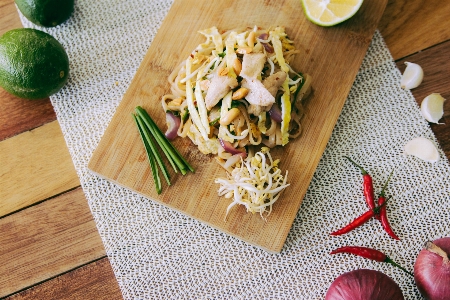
[18, 1, 450, 299]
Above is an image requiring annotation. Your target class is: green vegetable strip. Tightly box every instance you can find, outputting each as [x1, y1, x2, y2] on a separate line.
[136, 107, 180, 173]
[138, 107, 193, 174]
[132, 114, 162, 194]
[135, 106, 194, 173]
[136, 107, 185, 174]
[135, 114, 171, 186]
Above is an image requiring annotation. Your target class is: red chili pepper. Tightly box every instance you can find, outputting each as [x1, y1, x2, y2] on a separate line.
[345, 156, 376, 212]
[330, 209, 375, 236]
[330, 246, 414, 277]
[378, 171, 400, 240]
[330, 246, 386, 261]
[330, 199, 391, 236]
[379, 197, 399, 240]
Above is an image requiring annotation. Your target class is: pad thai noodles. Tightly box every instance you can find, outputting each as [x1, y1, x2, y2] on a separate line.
[161, 25, 311, 171]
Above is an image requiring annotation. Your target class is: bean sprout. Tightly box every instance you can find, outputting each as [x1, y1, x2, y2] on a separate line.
[215, 147, 289, 220]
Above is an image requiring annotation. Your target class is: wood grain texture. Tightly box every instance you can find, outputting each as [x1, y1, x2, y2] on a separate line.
[0, 0, 22, 36]
[88, 0, 388, 253]
[0, 121, 80, 217]
[380, 0, 450, 60]
[396, 41, 450, 160]
[0, 88, 55, 141]
[0, 187, 106, 298]
[5, 258, 121, 300]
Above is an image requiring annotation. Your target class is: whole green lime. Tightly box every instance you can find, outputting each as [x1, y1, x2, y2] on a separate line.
[15, 0, 74, 27]
[0, 28, 69, 99]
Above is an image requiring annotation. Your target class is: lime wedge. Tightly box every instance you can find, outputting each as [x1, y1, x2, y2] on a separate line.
[301, 0, 364, 27]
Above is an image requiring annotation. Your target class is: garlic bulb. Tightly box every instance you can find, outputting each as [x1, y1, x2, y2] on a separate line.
[401, 62, 424, 90]
[421, 93, 446, 123]
[404, 137, 439, 163]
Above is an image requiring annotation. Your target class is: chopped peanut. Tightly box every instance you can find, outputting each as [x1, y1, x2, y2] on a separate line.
[236, 47, 253, 54]
[219, 108, 240, 126]
[168, 97, 183, 106]
[247, 31, 256, 48]
[232, 87, 249, 100]
[233, 58, 242, 75]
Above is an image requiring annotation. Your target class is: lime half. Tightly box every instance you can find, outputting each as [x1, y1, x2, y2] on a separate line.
[301, 0, 364, 27]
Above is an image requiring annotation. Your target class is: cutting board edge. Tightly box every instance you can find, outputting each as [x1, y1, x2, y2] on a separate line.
[86, 167, 286, 254]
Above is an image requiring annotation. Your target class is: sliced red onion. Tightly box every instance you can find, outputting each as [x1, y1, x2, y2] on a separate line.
[268, 103, 282, 123]
[219, 138, 247, 158]
[257, 33, 274, 53]
[165, 112, 180, 140]
[258, 33, 268, 39]
[262, 42, 274, 53]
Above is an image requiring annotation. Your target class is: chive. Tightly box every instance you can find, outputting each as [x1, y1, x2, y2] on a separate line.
[209, 117, 220, 126]
[136, 107, 187, 174]
[140, 116, 180, 174]
[292, 73, 305, 107]
[134, 113, 171, 185]
[181, 108, 189, 122]
[230, 100, 242, 109]
[132, 114, 162, 194]
[135, 106, 194, 174]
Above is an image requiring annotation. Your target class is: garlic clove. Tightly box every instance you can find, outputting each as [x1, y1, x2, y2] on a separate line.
[421, 93, 446, 123]
[404, 137, 439, 163]
[401, 62, 424, 90]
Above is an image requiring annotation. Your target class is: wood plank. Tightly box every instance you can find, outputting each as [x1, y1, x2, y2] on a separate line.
[395, 41, 450, 160]
[0, 121, 80, 217]
[380, 0, 450, 60]
[0, 0, 22, 36]
[0, 88, 55, 141]
[88, 0, 387, 253]
[0, 187, 106, 298]
[4, 258, 122, 300]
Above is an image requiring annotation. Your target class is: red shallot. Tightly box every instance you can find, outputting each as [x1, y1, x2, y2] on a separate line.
[258, 33, 274, 53]
[414, 238, 450, 300]
[325, 269, 404, 300]
[165, 112, 180, 140]
[268, 103, 282, 123]
[219, 138, 247, 157]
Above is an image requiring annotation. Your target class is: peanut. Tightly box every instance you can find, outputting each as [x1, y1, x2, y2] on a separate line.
[219, 108, 240, 126]
[236, 47, 252, 54]
[232, 87, 249, 100]
[233, 58, 242, 75]
[168, 97, 183, 106]
[247, 31, 256, 48]
[199, 79, 210, 91]
[218, 65, 229, 76]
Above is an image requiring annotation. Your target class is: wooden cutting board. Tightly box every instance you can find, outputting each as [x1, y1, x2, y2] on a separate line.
[88, 0, 387, 253]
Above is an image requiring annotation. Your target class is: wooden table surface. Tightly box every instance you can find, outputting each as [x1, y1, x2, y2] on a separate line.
[1, 0, 449, 298]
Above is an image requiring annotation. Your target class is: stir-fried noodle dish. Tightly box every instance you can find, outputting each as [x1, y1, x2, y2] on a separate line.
[161, 26, 312, 218]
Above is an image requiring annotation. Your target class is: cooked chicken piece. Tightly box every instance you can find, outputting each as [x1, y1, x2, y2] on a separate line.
[241, 77, 275, 107]
[205, 74, 238, 109]
[246, 71, 286, 115]
[240, 53, 266, 78]
[263, 71, 286, 97]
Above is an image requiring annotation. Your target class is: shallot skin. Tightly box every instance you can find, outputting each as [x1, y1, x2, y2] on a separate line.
[325, 269, 404, 300]
[414, 237, 450, 300]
